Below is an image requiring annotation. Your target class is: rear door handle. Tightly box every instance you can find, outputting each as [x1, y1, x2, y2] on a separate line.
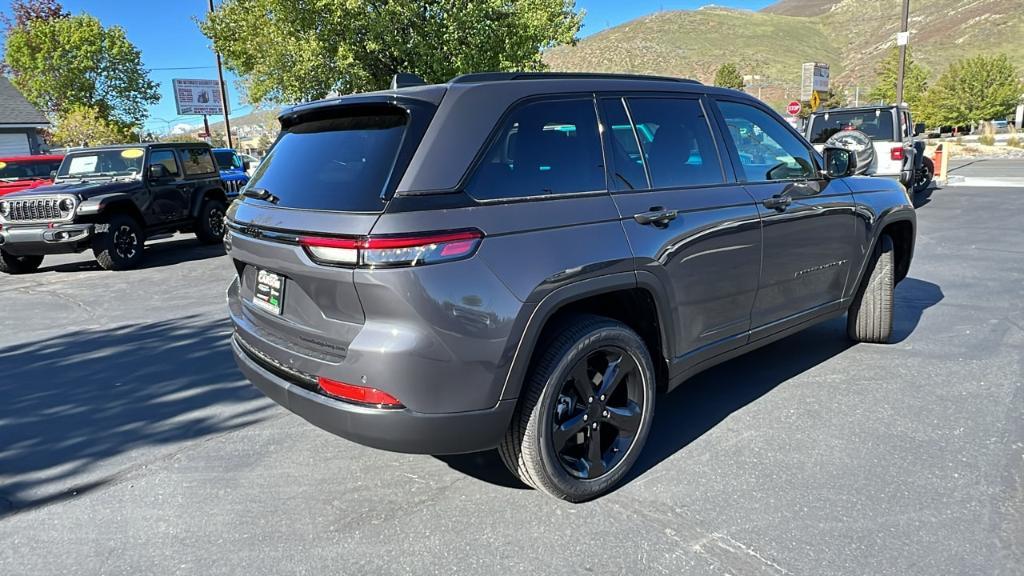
[634, 209, 678, 226]
[762, 195, 792, 210]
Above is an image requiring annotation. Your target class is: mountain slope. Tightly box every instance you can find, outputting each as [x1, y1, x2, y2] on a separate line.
[545, 0, 1024, 107]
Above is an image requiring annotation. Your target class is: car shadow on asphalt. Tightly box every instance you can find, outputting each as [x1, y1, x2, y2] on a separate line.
[912, 185, 936, 208]
[440, 277, 944, 495]
[0, 316, 272, 515]
[37, 237, 226, 273]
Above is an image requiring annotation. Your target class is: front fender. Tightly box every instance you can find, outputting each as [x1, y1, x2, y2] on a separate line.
[77, 193, 134, 216]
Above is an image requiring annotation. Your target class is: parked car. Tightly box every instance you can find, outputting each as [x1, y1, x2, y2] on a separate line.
[226, 72, 916, 502]
[0, 154, 64, 197]
[212, 147, 251, 196]
[805, 105, 933, 193]
[0, 143, 228, 274]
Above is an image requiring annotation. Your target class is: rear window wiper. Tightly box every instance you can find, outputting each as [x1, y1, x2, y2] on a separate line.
[242, 187, 279, 204]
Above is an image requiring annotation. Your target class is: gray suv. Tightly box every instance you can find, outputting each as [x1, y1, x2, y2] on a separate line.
[226, 72, 916, 501]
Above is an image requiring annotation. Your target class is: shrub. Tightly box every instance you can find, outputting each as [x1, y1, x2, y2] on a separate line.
[1007, 135, 1023, 148]
[979, 134, 996, 146]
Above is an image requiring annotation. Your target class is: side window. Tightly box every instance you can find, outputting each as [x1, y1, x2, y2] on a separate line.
[717, 101, 817, 182]
[148, 150, 180, 176]
[467, 98, 604, 201]
[179, 148, 217, 176]
[626, 98, 724, 188]
[599, 98, 648, 191]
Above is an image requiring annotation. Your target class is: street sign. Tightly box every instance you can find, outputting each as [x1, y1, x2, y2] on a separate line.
[800, 62, 830, 101]
[896, 31, 909, 46]
[787, 101, 802, 116]
[809, 91, 821, 111]
[172, 79, 227, 116]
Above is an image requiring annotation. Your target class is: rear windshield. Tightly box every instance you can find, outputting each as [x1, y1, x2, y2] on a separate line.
[246, 108, 408, 212]
[808, 110, 895, 143]
[213, 150, 241, 170]
[0, 159, 62, 180]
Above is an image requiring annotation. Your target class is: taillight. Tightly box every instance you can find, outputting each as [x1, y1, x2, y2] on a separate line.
[300, 230, 483, 267]
[318, 376, 403, 408]
[890, 146, 904, 161]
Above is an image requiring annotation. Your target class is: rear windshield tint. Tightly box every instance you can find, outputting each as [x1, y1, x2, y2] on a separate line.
[808, 110, 894, 143]
[246, 108, 408, 212]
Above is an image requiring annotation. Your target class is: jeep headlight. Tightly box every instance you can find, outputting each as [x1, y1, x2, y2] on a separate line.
[0, 201, 8, 218]
[59, 197, 75, 212]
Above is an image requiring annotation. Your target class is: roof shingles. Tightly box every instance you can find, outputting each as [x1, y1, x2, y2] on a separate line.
[0, 77, 49, 126]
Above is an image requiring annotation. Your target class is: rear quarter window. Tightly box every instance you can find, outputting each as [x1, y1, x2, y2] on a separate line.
[179, 148, 217, 175]
[467, 98, 605, 201]
[244, 107, 408, 212]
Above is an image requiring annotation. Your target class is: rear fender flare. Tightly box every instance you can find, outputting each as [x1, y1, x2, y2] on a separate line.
[498, 271, 673, 402]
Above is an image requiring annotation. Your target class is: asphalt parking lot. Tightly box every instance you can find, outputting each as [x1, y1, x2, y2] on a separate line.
[1, 160, 1021, 575]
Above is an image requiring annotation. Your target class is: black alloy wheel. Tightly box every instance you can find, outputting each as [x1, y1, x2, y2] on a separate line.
[551, 347, 645, 480]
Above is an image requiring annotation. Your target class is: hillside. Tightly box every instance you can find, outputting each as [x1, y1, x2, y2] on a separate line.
[545, 0, 1024, 108]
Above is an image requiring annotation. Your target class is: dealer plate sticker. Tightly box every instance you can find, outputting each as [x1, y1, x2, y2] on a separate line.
[253, 269, 285, 315]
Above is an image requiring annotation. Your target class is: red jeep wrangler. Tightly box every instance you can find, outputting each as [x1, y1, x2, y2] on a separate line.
[0, 155, 64, 197]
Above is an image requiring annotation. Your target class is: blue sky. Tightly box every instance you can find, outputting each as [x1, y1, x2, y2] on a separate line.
[1, 0, 773, 131]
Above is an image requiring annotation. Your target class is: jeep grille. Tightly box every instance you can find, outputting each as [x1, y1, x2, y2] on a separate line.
[0, 195, 77, 224]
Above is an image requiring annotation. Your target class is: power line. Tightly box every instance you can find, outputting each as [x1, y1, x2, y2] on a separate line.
[146, 66, 217, 71]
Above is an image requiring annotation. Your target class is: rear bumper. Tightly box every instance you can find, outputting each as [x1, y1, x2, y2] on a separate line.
[232, 336, 516, 454]
[0, 223, 93, 255]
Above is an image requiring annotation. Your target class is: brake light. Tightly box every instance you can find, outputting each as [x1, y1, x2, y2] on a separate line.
[890, 146, 904, 161]
[299, 230, 483, 267]
[318, 376, 403, 408]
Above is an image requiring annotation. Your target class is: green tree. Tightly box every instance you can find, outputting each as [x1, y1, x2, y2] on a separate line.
[49, 104, 134, 147]
[919, 54, 1023, 128]
[161, 133, 204, 144]
[713, 63, 744, 89]
[200, 0, 583, 104]
[868, 46, 929, 109]
[3, 12, 160, 125]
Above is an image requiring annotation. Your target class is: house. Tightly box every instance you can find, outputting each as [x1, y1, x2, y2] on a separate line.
[0, 76, 50, 155]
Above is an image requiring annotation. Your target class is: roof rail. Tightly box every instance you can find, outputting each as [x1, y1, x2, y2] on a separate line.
[449, 72, 702, 85]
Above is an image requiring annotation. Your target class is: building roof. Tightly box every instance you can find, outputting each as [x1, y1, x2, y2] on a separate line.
[0, 77, 49, 126]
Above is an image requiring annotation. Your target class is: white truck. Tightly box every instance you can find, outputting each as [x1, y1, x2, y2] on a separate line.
[805, 104, 933, 193]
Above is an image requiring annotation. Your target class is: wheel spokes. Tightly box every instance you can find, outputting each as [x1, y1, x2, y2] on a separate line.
[552, 411, 587, 449]
[569, 362, 595, 400]
[603, 400, 642, 436]
[583, 429, 606, 478]
[596, 354, 631, 399]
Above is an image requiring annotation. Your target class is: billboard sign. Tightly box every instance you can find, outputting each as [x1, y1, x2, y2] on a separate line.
[172, 79, 226, 116]
[800, 62, 830, 101]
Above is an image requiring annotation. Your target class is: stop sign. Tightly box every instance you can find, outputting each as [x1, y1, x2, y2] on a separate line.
[787, 101, 802, 116]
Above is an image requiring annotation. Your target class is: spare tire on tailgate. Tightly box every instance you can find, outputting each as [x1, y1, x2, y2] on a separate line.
[824, 129, 874, 175]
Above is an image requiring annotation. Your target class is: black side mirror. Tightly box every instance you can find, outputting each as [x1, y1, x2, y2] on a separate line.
[148, 164, 168, 180]
[242, 160, 251, 171]
[49, 170, 57, 179]
[914, 123, 926, 137]
[822, 146, 856, 178]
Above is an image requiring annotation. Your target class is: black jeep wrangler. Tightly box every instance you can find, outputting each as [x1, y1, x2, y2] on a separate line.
[0, 143, 230, 273]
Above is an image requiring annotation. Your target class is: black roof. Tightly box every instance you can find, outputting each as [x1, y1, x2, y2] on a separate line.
[0, 77, 49, 126]
[448, 72, 701, 85]
[63, 142, 213, 153]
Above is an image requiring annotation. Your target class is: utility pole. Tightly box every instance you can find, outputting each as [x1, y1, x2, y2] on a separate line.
[895, 0, 911, 105]
[208, 0, 234, 149]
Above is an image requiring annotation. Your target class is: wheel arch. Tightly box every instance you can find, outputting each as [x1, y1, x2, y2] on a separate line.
[500, 272, 673, 403]
[77, 193, 144, 224]
[190, 185, 228, 219]
[850, 208, 916, 298]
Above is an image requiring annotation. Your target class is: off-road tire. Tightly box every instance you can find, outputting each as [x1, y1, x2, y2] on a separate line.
[0, 251, 43, 274]
[913, 156, 934, 193]
[92, 213, 145, 271]
[848, 234, 895, 343]
[195, 198, 227, 244]
[498, 315, 656, 502]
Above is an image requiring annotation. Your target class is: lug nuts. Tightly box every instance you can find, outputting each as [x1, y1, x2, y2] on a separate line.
[602, 410, 609, 417]
[600, 395, 606, 401]
[583, 414, 588, 421]
[592, 422, 599, 429]
[587, 396, 593, 403]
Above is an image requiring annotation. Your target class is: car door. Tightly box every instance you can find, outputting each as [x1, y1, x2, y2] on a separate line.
[145, 149, 185, 223]
[177, 147, 215, 217]
[712, 98, 857, 336]
[601, 95, 762, 366]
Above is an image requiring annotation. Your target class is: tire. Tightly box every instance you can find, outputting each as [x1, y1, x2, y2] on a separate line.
[195, 198, 227, 244]
[825, 129, 875, 175]
[847, 234, 895, 343]
[92, 213, 145, 271]
[0, 251, 43, 274]
[913, 157, 934, 193]
[499, 315, 657, 502]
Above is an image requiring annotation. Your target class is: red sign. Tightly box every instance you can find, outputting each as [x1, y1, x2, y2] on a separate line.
[787, 101, 802, 116]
